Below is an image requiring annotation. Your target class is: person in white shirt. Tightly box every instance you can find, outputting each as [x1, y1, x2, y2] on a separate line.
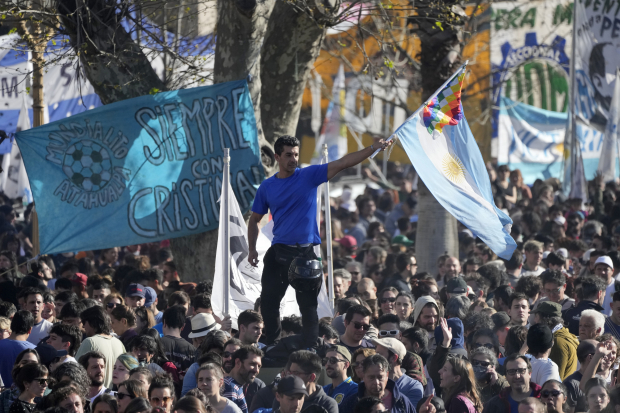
[23, 288, 52, 345]
[595, 256, 616, 316]
[527, 324, 560, 386]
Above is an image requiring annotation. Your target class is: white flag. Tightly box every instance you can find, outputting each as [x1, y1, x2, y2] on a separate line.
[2, 91, 32, 202]
[597, 69, 620, 183]
[212, 182, 332, 330]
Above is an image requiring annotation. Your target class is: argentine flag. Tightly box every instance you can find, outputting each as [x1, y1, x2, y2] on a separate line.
[396, 64, 517, 259]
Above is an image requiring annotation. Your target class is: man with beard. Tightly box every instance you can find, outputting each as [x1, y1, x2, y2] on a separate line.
[323, 346, 357, 406]
[339, 305, 375, 354]
[411, 296, 439, 352]
[227, 345, 265, 409]
[78, 351, 112, 403]
[442, 257, 462, 287]
[223, 338, 242, 373]
[482, 355, 542, 413]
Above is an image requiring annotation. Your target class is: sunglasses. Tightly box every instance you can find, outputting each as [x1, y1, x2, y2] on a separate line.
[380, 297, 396, 304]
[473, 342, 494, 350]
[151, 397, 173, 404]
[541, 390, 563, 398]
[471, 360, 491, 368]
[223, 351, 234, 358]
[353, 322, 370, 331]
[33, 378, 48, 385]
[350, 271, 360, 276]
[107, 302, 118, 309]
[323, 357, 346, 365]
[117, 393, 136, 400]
[379, 330, 399, 337]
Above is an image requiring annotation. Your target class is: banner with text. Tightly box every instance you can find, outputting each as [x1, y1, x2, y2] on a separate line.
[16, 80, 263, 254]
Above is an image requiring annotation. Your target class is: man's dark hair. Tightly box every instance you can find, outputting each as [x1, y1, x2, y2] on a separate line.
[377, 313, 401, 328]
[545, 253, 566, 268]
[11, 310, 34, 335]
[318, 322, 339, 341]
[0, 301, 16, 318]
[49, 324, 82, 356]
[522, 212, 542, 234]
[60, 301, 87, 320]
[129, 366, 153, 383]
[580, 276, 607, 300]
[345, 305, 371, 323]
[504, 325, 528, 357]
[148, 374, 175, 399]
[477, 264, 503, 291]
[288, 350, 322, 380]
[55, 291, 78, 303]
[78, 350, 106, 369]
[80, 298, 100, 310]
[568, 239, 588, 254]
[515, 276, 542, 300]
[55, 279, 73, 291]
[395, 253, 416, 273]
[274, 135, 300, 155]
[281, 315, 302, 335]
[128, 335, 158, 355]
[142, 268, 163, 284]
[163, 261, 177, 273]
[59, 261, 79, 276]
[80, 305, 112, 335]
[167, 291, 190, 307]
[463, 312, 494, 335]
[162, 305, 186, 330]
[21, 287, 43, 302]
[494, 285, 514, 308]
[504, 249, 524, 271]
[540, 270, 566, 287]
[402, 327, 428, 351]
[504, 353, 532, 372]
[509, 292, 530, 309]
[337, 299, 358, 316]
[195, 280, 213, 296]
[472, 328, 500, 356]
[238, 310, 263, 328]
[91, 282, 111, 292]
[362, 354, 389, 373]
[609, 251, 620, 271]
[191, 294, 211, 312]
[224, 338, 243, 349]
[231, 345, 264, 366]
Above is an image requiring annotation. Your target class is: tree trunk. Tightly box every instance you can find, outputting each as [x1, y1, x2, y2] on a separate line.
[413, 0, 464, 275]
[169, 0, 277, 283]
[259, 0, 337, 143]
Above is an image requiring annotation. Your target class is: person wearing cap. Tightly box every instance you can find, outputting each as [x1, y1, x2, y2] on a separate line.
[188, 313, 220, 348]
[391, 235, 414, 253]
[411, 296, 439, 353]
[143, 286, 162, 323]
[274, 375, 308, 413]
[385, 253, 415, 293]
[531, 301, 578, 381]
[482, 354, 542, 413]
[72, 273, 89, 299]
[551, 216, 566, 239]
[334, 236, 357, 258]
[371, 337, 423, 408]
[492, 311, 512, 347]
[563, 277, 607, 336]
[594, 256, 616, 316]
[339, 353, 416, 413]
[522, 241, 544, 276]
[124, 284, 146, 308]
[581, 249, 604, 278]
[446, 277, 468, 299]
[526, 324, 561, 385]
[323, 346, 358, 406]
[562, 340, 597, 413]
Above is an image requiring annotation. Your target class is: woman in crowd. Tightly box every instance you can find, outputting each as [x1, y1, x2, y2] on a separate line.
[196, 364, 241, 413]
[540, 380, 567, 413]
[411, 279, 440, 302]
[510, 169, 532, 201]
[112, 354, 140, 389]
[41, 294, 56, 324]
[351, 348, 376, 383]
[367, 264, 386, 291]
[584, 377, 609, 413]
[10, 363, 48, 413]
[93, 394, 118, 413]
[366, 222, 385, 242]
[134, 307, 156, 336]
[117, 380, 148, 413]
[172, 396, 209, 413]
[50, 385, 86, 413]
[470, 348, 508, 404]
[436, 358, 483, 413]
[104, 293, 124, 315]
[99, 248, 119, 273]
[378, 287, 398, 316]
[395, 292, 414, 321]
[110, 305, 138, 347]
[123, 397, 152, 413]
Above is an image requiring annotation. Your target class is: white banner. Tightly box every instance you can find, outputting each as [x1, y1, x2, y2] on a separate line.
[1, 88, 32, 201]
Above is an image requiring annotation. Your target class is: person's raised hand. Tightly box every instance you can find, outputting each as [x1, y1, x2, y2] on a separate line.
[488, 366, 499, 385]
[375, 138, 394, 152]
[440, 318, 452, 347]
[596, 340, 613, 357]
[419, 396, 436, 413]
[220, 315, 232, 332]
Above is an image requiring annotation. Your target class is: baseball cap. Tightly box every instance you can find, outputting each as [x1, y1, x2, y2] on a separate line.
[330, 345, 352, 362]
[370, 337, 407, 362]
[188, 313, 220, 338]
[144, 286, 157, 308]
[556, 248, 569, 258]
[126, 283, 146, 298]
[446, 277, 468, 294]
[334, 235, 357, 250]
[276, 376, 309, 397]
[595, 256, 614, 270]
[392, 235, 414, 247]
[531, 301, 562, 317]
[491, 311, 510, 329]
[71, 273, 87, 286]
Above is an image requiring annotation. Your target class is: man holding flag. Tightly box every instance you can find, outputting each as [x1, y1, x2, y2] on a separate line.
[248, 135, 392, 347]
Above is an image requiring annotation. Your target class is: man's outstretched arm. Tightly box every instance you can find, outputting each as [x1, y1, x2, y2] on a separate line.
[326, 139, 392, 180]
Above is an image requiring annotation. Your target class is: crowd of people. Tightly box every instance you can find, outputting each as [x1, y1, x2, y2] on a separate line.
[0, 140, 618, 413]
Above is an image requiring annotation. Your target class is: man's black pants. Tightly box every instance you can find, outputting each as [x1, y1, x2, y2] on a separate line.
[260, 243, 321, 347]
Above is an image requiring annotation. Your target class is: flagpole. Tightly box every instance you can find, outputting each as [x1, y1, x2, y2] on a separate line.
[370, 61, 469, 159]
[323, 144, 335, 309]
[223, 148, 230, 316]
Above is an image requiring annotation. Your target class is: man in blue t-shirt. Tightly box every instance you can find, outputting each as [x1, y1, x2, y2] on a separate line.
[249, 135, 391, 345]
[323, 346, 358, 405]
[0, 310, 36, 386]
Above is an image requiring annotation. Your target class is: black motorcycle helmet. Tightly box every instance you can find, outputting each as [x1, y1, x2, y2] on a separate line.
[288, 257, 323, 292]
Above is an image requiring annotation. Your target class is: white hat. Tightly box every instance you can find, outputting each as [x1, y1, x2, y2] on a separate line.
[556, 248, 569, 258]
[553, 216, 566, 226]
[370, 337, 407, 362]
[583, 248, 596, 262]
[594, 256, 614, 270]
[188, 313, 221, 338]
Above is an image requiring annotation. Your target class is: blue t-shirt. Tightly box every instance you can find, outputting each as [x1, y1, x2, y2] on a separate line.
[323, 377, 358, 405]
[396, 374, 424, 408]
[0, 339, 36, 386]
[252, 164, 328, 245]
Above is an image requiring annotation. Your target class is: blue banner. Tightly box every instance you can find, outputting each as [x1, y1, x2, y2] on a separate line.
[17, 80, 264, 254]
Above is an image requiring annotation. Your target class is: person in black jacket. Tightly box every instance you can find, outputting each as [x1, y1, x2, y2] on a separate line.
[562, 277, 606, 336]
[385, 253, 416, 293]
